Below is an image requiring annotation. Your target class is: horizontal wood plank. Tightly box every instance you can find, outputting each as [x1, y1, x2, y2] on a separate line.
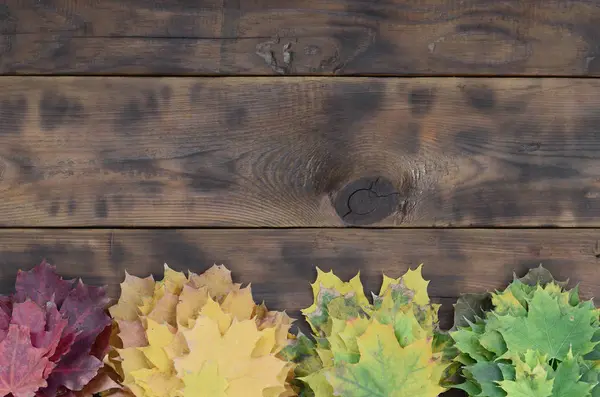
[0, 228, 599, 333]
[2, 77, 600, 226]
[3, 0, 600, 75]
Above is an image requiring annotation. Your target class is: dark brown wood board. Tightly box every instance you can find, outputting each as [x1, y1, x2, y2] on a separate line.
[3, 0, 600, 75]
[1, 76, 600, 226]
[1, 228, 599, 331]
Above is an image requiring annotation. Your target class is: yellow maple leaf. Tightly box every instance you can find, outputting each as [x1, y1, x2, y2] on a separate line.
[221, 286, 256, 321]
[108, 264, 297, 397]
[175, 316, 293, 397]
[189, 264, 241, 300]
[109, 272, 155, 321]
[181, 361, 227, 397]
[176, 285, 208, 328]
[402, 264, 430, 306]
[129, 368, 182, 397]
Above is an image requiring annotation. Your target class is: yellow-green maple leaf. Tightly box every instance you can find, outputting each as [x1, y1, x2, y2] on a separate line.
[285, 265, 451, 397]
[327, 320, 447, 397]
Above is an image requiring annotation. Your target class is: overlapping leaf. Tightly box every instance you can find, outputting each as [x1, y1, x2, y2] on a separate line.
[106, 264, 297, 397]
[0, 260, 118, 397]
[450, 265, 600, 397]
[281, 265, 454, 397]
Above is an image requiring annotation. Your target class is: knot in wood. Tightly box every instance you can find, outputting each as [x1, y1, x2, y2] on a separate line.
[333, 176, 401, 226]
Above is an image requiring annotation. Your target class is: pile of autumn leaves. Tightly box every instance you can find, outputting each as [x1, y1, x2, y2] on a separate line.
[1, 261, 600, 397]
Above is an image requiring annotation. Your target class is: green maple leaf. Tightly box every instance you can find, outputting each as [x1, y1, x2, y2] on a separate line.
[552, 352, 596, 397]
[498, 351, 554, 397]
[450, 266, 600, 397]
[497, 286, 597, 360]
[326, 320, 446, 397]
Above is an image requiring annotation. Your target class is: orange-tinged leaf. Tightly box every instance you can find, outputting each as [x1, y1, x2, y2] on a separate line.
[146, 288, 179, 327]
[116, 319, 148, 348]
[74, 368, 121, 396]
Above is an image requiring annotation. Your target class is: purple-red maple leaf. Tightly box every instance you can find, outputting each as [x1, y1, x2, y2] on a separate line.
[14, 260, 75, 307]
[0, 324, 52, 397]
[0, 260, 112, 397]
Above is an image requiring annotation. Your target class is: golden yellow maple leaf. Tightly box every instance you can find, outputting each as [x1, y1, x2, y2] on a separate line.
[107, 264, 297, 397]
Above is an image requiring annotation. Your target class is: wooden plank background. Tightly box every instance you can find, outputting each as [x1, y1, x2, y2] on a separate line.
[3, 1, 600, 396]
[2, 77, 600, 226]
[2, 0, 600, 75]
[1, 228, 599, 331]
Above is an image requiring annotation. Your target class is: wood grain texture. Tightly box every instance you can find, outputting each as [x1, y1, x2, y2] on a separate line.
[1, 228, 600, 331]
[2, 77, 600, 226]
[3, 0, 600, 75]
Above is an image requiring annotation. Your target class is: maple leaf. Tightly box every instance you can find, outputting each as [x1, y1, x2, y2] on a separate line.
[0, 260, 115, 397]
[0, 324, 51, 397]
[286, 264, 453, 396]
[450, 266, 600, 397]
[328, 320, 446, 397]
[107, 264, 297, 397]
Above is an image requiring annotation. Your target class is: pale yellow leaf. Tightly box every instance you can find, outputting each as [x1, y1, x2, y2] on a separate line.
[252, 326, 277, 357]
[117, 348, 152, 385]
[221, 286, 255, 321]
[147, 288, 179, 326]
[130, 368, 183, 397]
[176, 316, 222, 374]
[176, 285, 209, 328]
[180, 361, 227, 397]
[164, 331, 189, 360]
[117, 319, 148, 348]
[109, 272, 155, 321]
[162, 263, 189, 294]
[190, 264, 240, 301]
[200, 296, 233, 334]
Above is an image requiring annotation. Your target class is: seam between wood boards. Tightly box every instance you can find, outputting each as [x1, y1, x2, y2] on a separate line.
[0, 226, 596, 230]
[3, 74, 600, 78]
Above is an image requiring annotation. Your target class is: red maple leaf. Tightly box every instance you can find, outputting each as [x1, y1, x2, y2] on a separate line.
[1, 261, 113, 397]
[14, 260, 75, 307]
[0, 324, 52, 397]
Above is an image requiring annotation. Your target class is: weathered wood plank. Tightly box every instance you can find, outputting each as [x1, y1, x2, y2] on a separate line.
[2, 77, 600, 226]
[0, 228, 599, 332]
[3, 0, 600, 75]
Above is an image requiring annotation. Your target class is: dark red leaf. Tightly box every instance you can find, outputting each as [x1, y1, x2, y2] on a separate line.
[0, 324, 52, 397]
[49, 330, 75, 364]
[15, 261, 75, 307]
[5, 262, 111, 397]
[42, 352, 102, 395]
[0, 296, 12, 340]
[89, 324, 112, 360]
[59, 281, 111, 350]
